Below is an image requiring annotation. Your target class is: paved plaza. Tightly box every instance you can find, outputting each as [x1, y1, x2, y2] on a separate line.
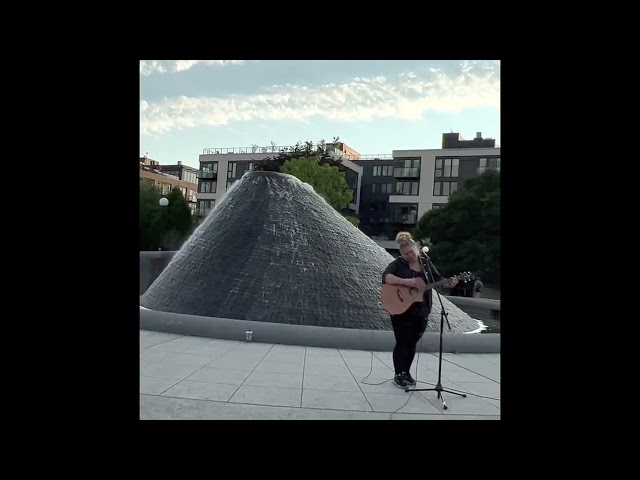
[140, 330, 500, 420]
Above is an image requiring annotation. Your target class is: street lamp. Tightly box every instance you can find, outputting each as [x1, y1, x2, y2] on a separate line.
[158, 197, 169, 250]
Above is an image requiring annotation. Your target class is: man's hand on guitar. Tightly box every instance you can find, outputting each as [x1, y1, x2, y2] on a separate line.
[404, 278, 417, 288]
[447, 276, 459, 288]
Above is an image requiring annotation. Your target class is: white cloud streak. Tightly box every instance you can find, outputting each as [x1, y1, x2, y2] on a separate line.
[140, 62, 500, 136]
[140, 60, 246, 76]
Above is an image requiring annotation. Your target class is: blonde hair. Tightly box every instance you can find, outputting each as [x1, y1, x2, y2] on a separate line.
[395, 231, 415, 248]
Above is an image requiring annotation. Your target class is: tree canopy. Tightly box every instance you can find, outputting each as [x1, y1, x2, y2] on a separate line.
[413, 170, 500, 284]
[253, 137, 347, 173]
[140, 183, 194, 251]
[280, 156, 354, 211]
[253, 137, 359, 225]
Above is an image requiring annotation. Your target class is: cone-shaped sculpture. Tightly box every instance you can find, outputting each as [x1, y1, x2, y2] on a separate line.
[140, 171, 480, 332]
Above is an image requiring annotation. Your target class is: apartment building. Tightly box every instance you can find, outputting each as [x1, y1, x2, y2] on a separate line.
[195, 143, 363, 218]
[354, 132, 500, 246]
[139, 157, 198, 213]
[191, 132, 499, 246]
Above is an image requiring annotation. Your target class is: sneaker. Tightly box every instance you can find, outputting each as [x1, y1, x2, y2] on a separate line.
[393, 374, 408, 388]
[403, 372, 416, 385]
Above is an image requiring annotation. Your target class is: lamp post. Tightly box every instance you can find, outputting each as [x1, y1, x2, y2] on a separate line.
[158, 197, 169, 250]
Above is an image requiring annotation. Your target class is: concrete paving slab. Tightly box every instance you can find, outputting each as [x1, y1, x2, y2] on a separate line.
[302, 389, 371, 411]
[366, 391, 443, 414]
[302, 374, 361, 392]
[244, 371, 303, 389]
[140, 394, 390, 420]
[254, 360, 304, 374]
[186, 367, 252, 385]
[230, 385, 301, 408]
[139, 330, 501, 420]
[162, 381, 238, 402]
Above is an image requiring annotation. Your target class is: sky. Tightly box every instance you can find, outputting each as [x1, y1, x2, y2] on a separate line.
[140, 60, 500, 169]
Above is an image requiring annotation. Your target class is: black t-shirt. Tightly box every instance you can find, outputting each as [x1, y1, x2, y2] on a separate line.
[382, 254, 443, 317]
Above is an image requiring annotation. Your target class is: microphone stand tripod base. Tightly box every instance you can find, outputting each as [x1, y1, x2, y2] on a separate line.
[406, 381, 467, 410]
[404, 267, 470, 410]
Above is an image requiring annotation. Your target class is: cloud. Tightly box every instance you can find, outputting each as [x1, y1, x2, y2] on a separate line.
[140, 60, 246, 76]
[141, 62, 500, 136]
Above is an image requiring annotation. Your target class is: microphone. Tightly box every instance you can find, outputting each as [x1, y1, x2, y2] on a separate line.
[421, 246, 430, 258]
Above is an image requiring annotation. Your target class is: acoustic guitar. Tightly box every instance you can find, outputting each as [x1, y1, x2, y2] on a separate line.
[381, 272, 473, 315]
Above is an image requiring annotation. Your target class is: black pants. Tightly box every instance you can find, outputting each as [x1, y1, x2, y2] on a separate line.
[391, 304, 428, 375]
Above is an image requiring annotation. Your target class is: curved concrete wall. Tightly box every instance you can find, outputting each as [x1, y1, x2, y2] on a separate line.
[140, 308, 500, 353]
[140, 251, 176, 294]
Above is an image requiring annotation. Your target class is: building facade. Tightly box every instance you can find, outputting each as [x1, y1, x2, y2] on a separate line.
[354, 132, 500, 247]
[139, 157, 198, 213]
[191, 132, 499, 245]
[195, 143, 363, 219]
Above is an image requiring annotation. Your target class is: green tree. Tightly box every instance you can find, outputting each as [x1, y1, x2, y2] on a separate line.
[281, 156, 354, 211]
[253, 137, 347, 174]
[161, 187, 194, 250]
[140, 183, 194, 251]
[414, 170, 500, 284]
[344, 216, 360, 226]
[140, 182, 163, 251]
[254, 137, 360, 223]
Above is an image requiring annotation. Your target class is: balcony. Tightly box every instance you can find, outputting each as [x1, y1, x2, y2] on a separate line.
[394, 167, 420, 178]
[477, 166, 500, 174]
[198, 170, 217, 179]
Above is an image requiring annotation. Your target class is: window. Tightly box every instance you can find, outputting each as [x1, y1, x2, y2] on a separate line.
[397, 205, 418, 224]
[373, 183, 394, 193]
[226, 179, 237, 190]
[200, 181, 216, 193]
[436, 158, 459, 178]
[184, 171, 196, 184]
[434, 181, 457, 196]
[395, 181, 419, 195]
[394, 159, 420, 178]
[373, 165, 394, 176]
[200, 163, 218, 179]
[478, 157, 500, 174]
[228, 162, 237, 178]
[197, 200, 215, 216]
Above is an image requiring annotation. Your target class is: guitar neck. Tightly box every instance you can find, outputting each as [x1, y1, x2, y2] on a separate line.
[419, 278, 450, 292]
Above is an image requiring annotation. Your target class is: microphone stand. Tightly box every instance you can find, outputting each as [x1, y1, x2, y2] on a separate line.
[404, 251, 467, 410]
